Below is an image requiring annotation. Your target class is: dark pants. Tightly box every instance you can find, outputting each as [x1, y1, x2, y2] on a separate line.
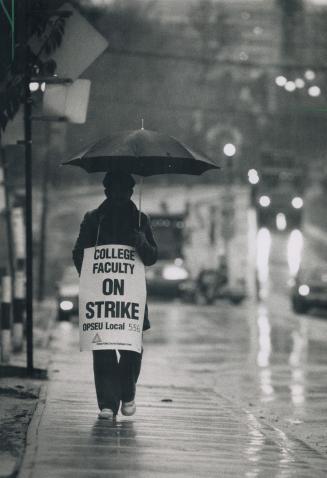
[92, 349, 142, 415]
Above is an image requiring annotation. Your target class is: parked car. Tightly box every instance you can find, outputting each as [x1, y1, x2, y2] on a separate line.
[146, 258, 189, 297]
[146, 213, 189, 297]
[56, 266, 79, 321]
[291, 266, 327, 314]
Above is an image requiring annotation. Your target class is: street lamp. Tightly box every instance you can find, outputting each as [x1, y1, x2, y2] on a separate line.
[304, 70, 316, 81]
[308, 86, 321, 97]
[223, 143, 236, 157]
[285, 81, 296, 92]
[295, 78, 305, 89]
[292, 197, 303, 209]
[259, 195, 271, 207]
[275, 75, 287, 87]
[275, 71, 322, 97]
[248, 168, 260, 185]
[29, 82, 39, 92]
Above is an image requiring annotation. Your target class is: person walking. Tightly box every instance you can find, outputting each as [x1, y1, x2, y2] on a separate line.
[72, 172, 158, 420]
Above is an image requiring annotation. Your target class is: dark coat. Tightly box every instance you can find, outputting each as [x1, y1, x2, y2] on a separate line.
[72, 199, 158, 331]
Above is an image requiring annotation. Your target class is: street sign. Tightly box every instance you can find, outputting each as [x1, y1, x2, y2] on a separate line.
[40, 4, 108, 80]
[43, 79, 91, 124]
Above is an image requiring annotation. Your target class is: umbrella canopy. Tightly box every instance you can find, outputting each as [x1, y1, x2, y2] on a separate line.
[63, 128, 219, 176]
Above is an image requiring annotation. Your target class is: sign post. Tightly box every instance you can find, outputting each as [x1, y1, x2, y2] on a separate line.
[20, 4, 108, 376]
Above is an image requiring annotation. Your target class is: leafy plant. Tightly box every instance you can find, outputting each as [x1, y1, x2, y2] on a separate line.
[0, 0, 71, 133]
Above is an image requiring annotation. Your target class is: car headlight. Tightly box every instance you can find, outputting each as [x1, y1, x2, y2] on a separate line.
[162, 266, 189, 281]
[60, 300, 74, 311]
[298, 284, 310, 296]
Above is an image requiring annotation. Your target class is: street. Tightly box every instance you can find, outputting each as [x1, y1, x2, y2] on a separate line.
[145, 230, 327, 455]
[18, 230, 327, 477]
[3, 2, 327, 477]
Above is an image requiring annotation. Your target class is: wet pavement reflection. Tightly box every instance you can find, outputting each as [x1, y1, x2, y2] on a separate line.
[29, 230, 327, 477]
[143, 229, 327, 460]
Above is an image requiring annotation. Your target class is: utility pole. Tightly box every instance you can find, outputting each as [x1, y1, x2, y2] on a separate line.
[0, 147, 15, 284]
[23, 0, 34, 375]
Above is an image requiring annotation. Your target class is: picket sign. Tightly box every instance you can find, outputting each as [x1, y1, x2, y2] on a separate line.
[79, 244, 146, 353]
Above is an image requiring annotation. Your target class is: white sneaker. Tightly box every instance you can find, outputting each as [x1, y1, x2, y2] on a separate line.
[98, 408, 115, 420]
[121, 400, 136, 416]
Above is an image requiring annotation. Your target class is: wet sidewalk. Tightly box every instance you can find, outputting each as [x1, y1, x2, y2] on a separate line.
[19, 321, 327, 478]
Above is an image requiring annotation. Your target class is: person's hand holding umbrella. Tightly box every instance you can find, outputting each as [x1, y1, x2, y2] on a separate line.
[133, 227, 147, 251]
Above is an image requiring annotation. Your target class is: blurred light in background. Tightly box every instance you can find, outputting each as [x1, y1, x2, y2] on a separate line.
[275, 75, 287, 87]
[259, 195, 271, 207]
[298, 284, 310, 296]
[253, 26, 263, 35]
[223, 143, 236, 157]
[40, 82, 46, 92]
[257, 304, 275, 401]
[241, 12, 251, 21]
[162, 265, 188, 281]
[305, 69, 316, 81]
[248, 168, 259, 184]
[295, 78, 305, 89]
[289, 329, 307, 406]
[276, 213, 287, 231]
[256, 228, 272, 292]
[291, 197, 303, 209]
[308, 85, 321, 97]
[285, 81, 296, 92]
[60, 300, 74, 311]
[29, 82, 39, 92]
[257, 305, 272, 368]
[174, 258, 183, 267]
[287, 229, 303, 276]
[239, 51, 249, 61]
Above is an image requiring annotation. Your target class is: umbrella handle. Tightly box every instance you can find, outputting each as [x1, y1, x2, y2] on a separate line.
[138, 177, 144, 229]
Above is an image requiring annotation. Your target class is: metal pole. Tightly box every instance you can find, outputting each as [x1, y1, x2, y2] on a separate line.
[1, 148, 15, 283]
[23, 0, 33, 374]
[37, 125, 51, 301]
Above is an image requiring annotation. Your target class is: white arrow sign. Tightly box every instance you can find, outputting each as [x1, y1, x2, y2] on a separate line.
[31, 3, 108, 80]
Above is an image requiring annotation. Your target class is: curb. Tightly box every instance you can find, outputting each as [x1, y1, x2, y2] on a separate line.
[17, 384, 48, 478]
[15, 304, 57, 478]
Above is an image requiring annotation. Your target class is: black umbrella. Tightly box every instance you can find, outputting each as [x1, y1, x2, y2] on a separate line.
[63, 128, 220, 227]
[63, 128, 219, 176]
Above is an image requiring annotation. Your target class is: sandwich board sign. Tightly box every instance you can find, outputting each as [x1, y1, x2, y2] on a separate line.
[79, 244, 146, 354]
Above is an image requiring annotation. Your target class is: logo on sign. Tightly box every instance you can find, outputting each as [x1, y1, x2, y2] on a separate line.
[92, 333, 102, 344]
